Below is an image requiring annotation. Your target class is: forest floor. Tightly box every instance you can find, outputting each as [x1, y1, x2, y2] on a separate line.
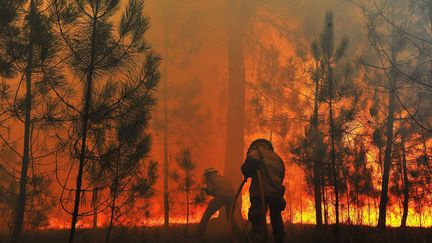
[1, 222, 432, 243]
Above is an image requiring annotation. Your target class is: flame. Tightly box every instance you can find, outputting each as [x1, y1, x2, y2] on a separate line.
[239, 161, 432, 227]
[8, 2, 432, 232]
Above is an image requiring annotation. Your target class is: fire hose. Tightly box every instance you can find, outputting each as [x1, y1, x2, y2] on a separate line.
[228, 177, 247, 243]
[228, 170, 267, 243]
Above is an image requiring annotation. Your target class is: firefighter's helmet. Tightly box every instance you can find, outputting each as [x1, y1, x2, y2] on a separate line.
[249, 138, 274, 151]
[203, 168, 218, 176]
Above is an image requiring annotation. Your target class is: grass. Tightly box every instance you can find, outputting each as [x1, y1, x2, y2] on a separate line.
[1, 222, 431, 243]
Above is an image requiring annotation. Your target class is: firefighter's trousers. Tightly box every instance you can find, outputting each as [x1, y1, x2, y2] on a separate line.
[248, 196, 285, 243]
[197, 197, 239, 235]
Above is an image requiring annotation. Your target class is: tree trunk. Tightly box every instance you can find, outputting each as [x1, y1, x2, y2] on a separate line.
[420, 126, 431, 175]
[69, 12, 98, 243]
[328, 66, 339, 232]
[400, 136, 409, 227]
[92, 187, 98, 229]
[313, 171, 323, 225]
[377, 89, 395, 230]
[345, 178, 350, 224]
[377, 44, 398, 230]
[379, 147, 383, 173]
[224, 0, 247, 190]
[91, 156, 98, 230]
[162, 0, 170, 230]
[163, 29, 170, 231]
[106, 181, 118, 243]
[184, 178, 189, 240]
[322, 175, 328, 225]
[415, 188, 422, 227]
[312, 68, 323, 226]
[11, 2, 35, 241]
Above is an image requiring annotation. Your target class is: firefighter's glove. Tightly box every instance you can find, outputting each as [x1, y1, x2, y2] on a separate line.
[241, 158, 260, 178]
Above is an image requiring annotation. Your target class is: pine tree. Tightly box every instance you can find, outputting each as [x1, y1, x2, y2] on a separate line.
[362, 4, 407, 228]
[49, 0, 160, 241]
[0, 0, 65, 241]
[308, 11, 355, 231]
[171, 148, 197, 240]
[84, 63, 159, 243]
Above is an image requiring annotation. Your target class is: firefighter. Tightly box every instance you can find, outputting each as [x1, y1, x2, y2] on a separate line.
[196, 168, 239, 237]
[241, 138, 286, 243]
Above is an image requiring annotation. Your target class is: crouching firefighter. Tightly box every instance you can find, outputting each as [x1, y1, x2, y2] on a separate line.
[196, 168, 240, 238]
[241, 139, 286, 243]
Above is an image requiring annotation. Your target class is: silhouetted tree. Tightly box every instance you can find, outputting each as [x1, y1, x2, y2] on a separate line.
[49, 0, 160, 241]
[0, 0, 65, 241]
[170, 148, 198, 239]
[347, 138, 377, 225]
[224, 0, 262, 190]
[309, 11, 358, 231]
[361, 2, 408, 228]
[83, 70, 160, 243]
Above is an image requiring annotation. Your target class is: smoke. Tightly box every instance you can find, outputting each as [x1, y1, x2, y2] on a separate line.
[1, 0, 431, 229]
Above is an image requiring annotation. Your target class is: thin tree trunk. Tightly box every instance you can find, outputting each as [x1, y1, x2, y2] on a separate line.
[69, 11, 98, 243]
[163, 34, 170, 232]
[163, 100, 169, 230]
[377, 36, 400, 230]
[184, 172, 189, 240]
[328, 66, 339, 232]
[379, 148, 383, 173]
[377, 46, 397, 229]
[345, 178, 350, 224]
[91, 156, 98, 230]
[185, 190, 189, 238]
[400, 136, 409, 227]
[92, 187, 98, 229]
[106, 152, 121, 243]
[106, 180, 118, 243]
[312, 66, 323, 226]
[375, 198, 378, 223]
[420, 125, 431, 174]
[313, 165, 323, 225]
[11, 2, 35, 241]
[322, 175, 328, 225]
[416, 188, 422, 227]
[377, 89, 395, 230]
[163, 0, 170, 230]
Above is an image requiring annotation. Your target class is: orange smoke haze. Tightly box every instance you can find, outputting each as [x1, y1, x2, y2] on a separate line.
[2, 0, 432, 233]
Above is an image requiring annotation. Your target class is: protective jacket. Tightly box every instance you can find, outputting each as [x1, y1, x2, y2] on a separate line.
[197, 174, 239, 236]
[241, 147, 285, 198]
[204, 174, 235, 199]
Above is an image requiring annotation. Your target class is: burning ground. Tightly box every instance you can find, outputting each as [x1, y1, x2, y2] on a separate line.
[1, 0, 432, 242]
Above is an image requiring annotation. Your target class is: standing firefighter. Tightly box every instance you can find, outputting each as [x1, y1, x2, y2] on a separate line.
[242, 139, 286, 243]
[196, 168, 239, 238]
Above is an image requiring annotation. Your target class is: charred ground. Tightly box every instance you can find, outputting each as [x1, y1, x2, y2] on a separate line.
[2, 223, 431, 243]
